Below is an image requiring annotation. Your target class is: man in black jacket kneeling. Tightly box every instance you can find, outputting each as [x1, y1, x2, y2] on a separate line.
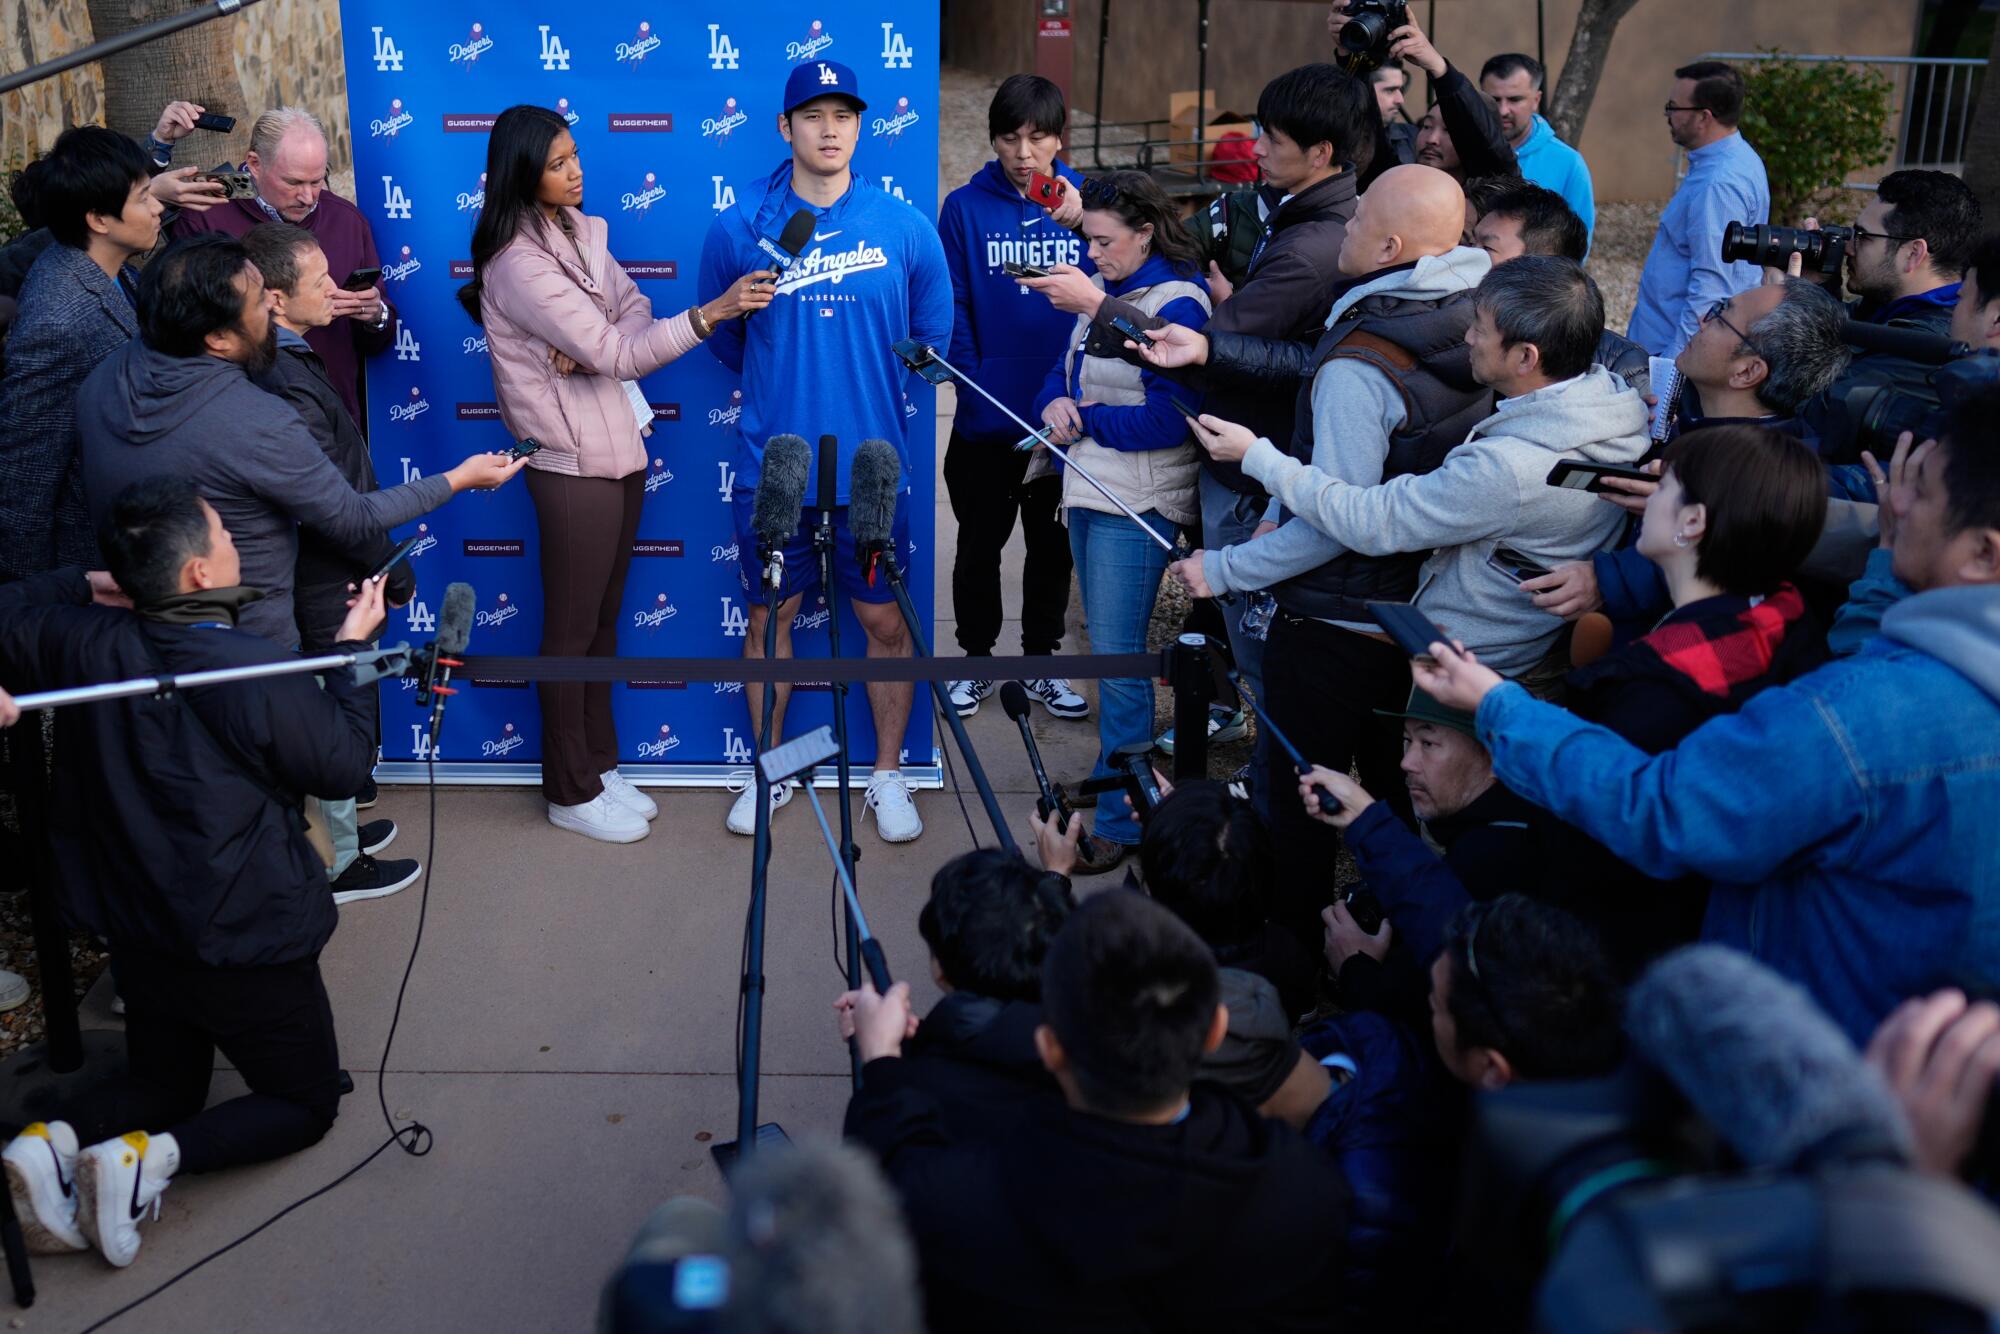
[0, 476, 382, 1269]
[843, 888, 1345, 1333]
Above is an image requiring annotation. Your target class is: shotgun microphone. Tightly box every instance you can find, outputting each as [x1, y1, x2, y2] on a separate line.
[1001, 682, 1072, 830]
[422, 582, 475, 749]
[848, 437, 901, 586]
[817, 434, 838, 515]
[752, 435, 812, 590]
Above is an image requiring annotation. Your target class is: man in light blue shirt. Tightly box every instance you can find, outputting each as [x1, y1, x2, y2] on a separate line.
[1480, 53, 1594, 249]
[1628, 60, 1769, 358]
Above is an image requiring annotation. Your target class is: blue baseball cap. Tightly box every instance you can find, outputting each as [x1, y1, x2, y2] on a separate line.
[783, 59, 867, 115]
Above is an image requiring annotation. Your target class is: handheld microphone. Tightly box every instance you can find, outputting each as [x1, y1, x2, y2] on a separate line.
[752, 435, 812, 590]
[848, 437, 901, 586]
[748, 210, 817, 319]
[816, 434, 838, 517]
[423, 582, 475, 749]
[1000, 682, 1071, 830]
[1627, 945, 1914, 1171]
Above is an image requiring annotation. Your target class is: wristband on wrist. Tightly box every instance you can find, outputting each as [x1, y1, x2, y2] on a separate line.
[689, 304, 713, 340]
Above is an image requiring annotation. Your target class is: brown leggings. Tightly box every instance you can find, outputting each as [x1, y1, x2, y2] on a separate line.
[524, 468, 644, 805]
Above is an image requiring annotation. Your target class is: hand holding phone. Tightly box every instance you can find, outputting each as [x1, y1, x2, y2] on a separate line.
[1546, 460, 1660, 493]
[506, 437, 543, 462]
[192, 170, 255, 201]
[366, 534, 422, 585]
[1002, 260, 1053, 280]
[1366, 601, 1450, 665]
[1027, 171, 1065, 209]
[192, 111, 235, 133]
[342, 266, 384, 293]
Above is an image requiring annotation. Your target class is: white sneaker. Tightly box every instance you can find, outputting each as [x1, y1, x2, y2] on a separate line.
[0, 968, 27, 1013]
[1025, 677, 1089, 720]
[547, 791, 650, 844]
[947, 679, 994, 717]
[865, 771, 923, 843]
[599, 768, 659, 821]
[725, 771, 796, 837]
[75, 1130, 177, 1268]
[3, 1121, 84, 1253]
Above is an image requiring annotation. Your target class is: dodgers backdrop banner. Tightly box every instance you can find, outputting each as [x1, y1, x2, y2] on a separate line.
[338, 2, 942, 780]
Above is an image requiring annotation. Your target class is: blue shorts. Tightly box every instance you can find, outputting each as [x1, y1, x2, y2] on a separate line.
[729, 489, 913, 607]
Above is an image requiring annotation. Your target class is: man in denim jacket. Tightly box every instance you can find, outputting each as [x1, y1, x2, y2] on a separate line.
[1408, 384, 2000, 1044]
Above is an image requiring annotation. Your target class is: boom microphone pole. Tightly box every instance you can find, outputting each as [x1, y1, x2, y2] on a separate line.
[812, 434, 865, 1088]
[0, 0, 271, 97]
[849, 437, 1018, 853]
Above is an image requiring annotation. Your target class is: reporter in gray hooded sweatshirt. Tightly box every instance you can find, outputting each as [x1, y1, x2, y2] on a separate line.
[1189, 255, 1649, 680]
[76, 234, 523, 648]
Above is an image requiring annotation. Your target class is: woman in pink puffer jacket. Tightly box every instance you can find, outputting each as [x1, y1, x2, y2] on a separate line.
[459, 104, 772, 844]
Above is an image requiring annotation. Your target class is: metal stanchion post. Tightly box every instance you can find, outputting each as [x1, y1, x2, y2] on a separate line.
[1169, 633, 1216, 784]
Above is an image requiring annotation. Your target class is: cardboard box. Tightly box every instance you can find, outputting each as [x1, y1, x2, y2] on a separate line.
[1168, 90, 1254, 167]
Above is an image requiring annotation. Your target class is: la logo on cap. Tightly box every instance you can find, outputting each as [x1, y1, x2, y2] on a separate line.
[818, 62, 838, 86]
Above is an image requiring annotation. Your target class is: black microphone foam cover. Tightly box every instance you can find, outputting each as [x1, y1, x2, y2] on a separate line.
[817, 434, 838, 514]
[848, 438, 901, 549]
[437, 582, 476, 656]
[999, 681, 1033, 722]
[778, 209, 816, 258]
[753, 435, 812, 545]
[1627, 945, 1913, 1171]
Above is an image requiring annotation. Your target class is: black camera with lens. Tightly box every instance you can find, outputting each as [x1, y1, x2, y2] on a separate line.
[1334, 0, 1411, 73]
[1720, 221, 1852, 277]
[1849, 348, 2000, 459]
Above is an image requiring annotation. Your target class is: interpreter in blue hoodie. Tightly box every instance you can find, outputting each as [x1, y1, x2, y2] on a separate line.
[1480, 54, 1595, 251]
[698, 59, 951, 846]
[936, 74, 1094, 723]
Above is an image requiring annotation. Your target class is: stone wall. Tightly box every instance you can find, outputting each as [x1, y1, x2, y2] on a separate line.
[2, 0, 356, 196]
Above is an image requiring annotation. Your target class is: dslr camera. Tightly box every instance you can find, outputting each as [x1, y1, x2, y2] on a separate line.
[1720, 221, 1852, 277]
[1334, 0, 1410, 74]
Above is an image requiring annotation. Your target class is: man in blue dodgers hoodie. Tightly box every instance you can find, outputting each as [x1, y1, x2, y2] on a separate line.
[1479, 54, 1594, 251]
[1405, 381, 2000, 1046]
[699, 59, 952, 845]
[936, 74, 1092, 725]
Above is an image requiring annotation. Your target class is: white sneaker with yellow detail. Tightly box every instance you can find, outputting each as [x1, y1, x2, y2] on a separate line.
[3, 1120, 84, 1253]
[76, 1129, 178, 1268]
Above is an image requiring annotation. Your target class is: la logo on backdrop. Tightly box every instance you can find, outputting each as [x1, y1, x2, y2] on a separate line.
[339, 0, 940, 773]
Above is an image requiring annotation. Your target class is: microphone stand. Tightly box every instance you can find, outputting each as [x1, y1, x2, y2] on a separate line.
[813, 437, 865, 1090]
[7, 644, 417, 711]
[726, 539, 788, 1168]
[867, 541, 1018, 853]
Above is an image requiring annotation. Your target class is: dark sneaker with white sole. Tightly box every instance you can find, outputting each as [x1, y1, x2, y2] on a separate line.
[359, 819, 397, 856]
[356, 777, 378, 809]
[330, 854, 421, 905]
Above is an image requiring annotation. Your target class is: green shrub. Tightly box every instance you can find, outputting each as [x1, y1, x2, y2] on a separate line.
[1738, 50, 1895, 225]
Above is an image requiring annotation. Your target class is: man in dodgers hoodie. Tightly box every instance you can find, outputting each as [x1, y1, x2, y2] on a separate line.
[935, 74, 1091, 723]
[699, 59, 952, 844]
[1195, 255, 1649, 679]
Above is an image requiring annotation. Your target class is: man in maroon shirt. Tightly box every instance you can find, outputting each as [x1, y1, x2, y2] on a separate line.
[170, 107, 393, 428]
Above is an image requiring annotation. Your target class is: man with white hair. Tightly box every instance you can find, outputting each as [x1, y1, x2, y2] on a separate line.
[171, 107, 394, 426]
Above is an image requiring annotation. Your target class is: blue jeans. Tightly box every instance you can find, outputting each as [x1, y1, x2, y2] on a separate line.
[1069, 505, 1175, 846]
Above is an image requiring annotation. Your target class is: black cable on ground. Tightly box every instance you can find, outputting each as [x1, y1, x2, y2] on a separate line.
[78, 758, 441, 1332]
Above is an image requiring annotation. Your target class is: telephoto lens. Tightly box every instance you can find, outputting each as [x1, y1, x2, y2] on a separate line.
[1720, 221, 1850, 276]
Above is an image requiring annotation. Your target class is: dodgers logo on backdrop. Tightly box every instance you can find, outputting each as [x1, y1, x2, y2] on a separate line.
[709, 388, 744, 428]
[405, 599, 437, 633]
[634, 593, 678, 630]
[721, 727, 754, 764]
[384, 244, 421, 284]
[371, 98, 413, 139]
[710, 176, 736, 212]
[476, 591, 519, 630]
[391, 386, 430, 422]
[713, 680, 744, 696]
[622, 171, 665, 214]
[461, 333, 488, 357]
[554, 97, 580, 127]
[449, 22, 492, 65]
[774, 240, 890, 295]
[716, 461, 736, 498]
[707, 23, 739, 70]
[719, 596, 748, 638]
[393, 321, 421, 362]
[637, 724, 681, 759]
[371, 26, 403, 72]
[702, 97, 747, 141]
[457, 171, 487, 213]
[787, 20, 834, 62]
[615, 20, 659, 64]
[538, 24, 570, 71]
[645, 457, 674, 495]
[709, 539, 739, 564]
[408, 725, 439, 761]
[872, 97, 920, 143]
[880, 21, 913, 69]
[381, 175, 412, 220]
[793, 604, 831, 632]
[405, 523, 438, 559]
[399, 457, 423, 483]
[482, 721, 525, 759]
[878, 175, 911, 204]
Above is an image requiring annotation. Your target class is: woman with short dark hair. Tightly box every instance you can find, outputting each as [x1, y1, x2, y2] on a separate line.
[461, 106, 773, 844]
[0, 127, 162, 580]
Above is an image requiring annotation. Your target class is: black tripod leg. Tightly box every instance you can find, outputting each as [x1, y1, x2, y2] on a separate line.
[816, 525, 864, 1089]
[733, 595, 785, 1159]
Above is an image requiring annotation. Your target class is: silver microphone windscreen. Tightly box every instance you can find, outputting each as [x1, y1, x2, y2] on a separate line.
[1627, 945, 1913, 1171]
[437, 582, 476, 656]
[753, 435, 812, 546]
[848, 438, 901, 549]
